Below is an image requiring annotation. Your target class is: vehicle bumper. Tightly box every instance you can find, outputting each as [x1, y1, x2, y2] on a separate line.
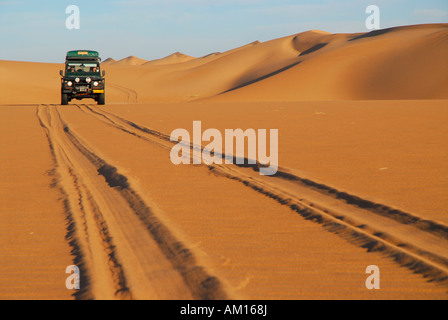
[62, 88, 104, 95]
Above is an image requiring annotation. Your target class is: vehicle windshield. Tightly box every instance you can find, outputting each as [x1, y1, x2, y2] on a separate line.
[66, 62, 100, 75]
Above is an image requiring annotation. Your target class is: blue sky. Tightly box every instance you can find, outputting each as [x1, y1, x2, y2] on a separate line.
[0, 0, 447, 63]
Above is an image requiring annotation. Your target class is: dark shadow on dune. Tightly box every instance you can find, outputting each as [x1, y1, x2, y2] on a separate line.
[98, 164, 129, 189]
[220, 61, 302, 94]
[299, 43, 328, 56]
[200, 52, 220, 59]
[349, 27, 395, 41]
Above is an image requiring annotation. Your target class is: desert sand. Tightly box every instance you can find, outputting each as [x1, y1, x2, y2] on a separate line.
[0, 23, 447, 300]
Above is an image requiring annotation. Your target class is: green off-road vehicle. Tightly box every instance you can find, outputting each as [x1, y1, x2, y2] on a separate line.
[60, 50, 105, 105]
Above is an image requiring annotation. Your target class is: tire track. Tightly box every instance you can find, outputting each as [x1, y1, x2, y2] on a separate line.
[108, 83, 138, 104]
[37, 104, 228, 300]
[38, 105, 122, 299]
[76, 103, 448, 291]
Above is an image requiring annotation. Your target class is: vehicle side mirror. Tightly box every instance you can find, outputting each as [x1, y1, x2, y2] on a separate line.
[102, 70, 106, 76]
[60, 70, 64, 76]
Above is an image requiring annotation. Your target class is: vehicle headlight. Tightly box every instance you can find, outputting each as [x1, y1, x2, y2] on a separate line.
[86, 77, 92, 83]
[75, 77, 80, 83]
[67, 81, 73, 86]
[93, 81, 99, 86]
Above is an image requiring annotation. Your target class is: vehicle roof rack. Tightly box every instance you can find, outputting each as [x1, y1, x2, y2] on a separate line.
[66, 50, 101, 60]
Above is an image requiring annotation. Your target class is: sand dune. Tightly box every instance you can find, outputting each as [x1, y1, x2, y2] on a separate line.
[111, 55, 148, 66]
[214, 24, 448, 101]
[143, 52, 195, 66]
[101, 57, 117, 65]
[2, 24, 445, 104]
[135, 35, 302, 101]
[104, 23, 448, 102]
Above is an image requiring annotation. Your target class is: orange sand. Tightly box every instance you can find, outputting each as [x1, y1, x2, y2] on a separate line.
[0, 23, 447, 300]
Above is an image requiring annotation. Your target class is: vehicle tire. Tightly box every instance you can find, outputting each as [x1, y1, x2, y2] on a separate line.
[98, 93, 105, 105]
[61, 93, 68, 105]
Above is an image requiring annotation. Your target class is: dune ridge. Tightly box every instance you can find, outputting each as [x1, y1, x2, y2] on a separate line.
[1, 23, 448, 300]
[101, 23, 448, 102]
[101, 57, 117, 65]
[1, 23, 446, 104]
[111, 55, 148, 66]
[144, 52, 195, 66]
